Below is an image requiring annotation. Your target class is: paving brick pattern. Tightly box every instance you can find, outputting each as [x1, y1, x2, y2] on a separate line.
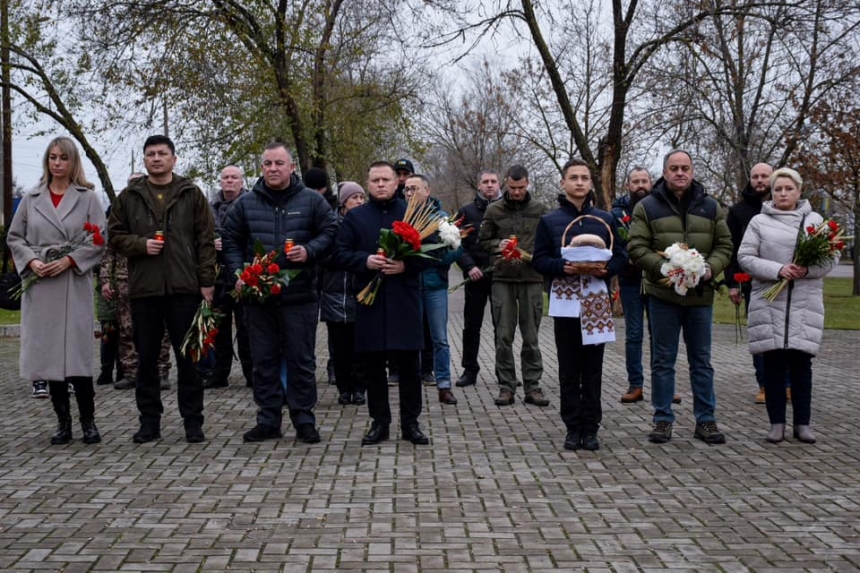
[1, 279, 859, 572]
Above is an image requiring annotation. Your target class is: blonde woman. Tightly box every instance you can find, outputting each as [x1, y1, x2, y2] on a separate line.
[8, 136, 106, 444]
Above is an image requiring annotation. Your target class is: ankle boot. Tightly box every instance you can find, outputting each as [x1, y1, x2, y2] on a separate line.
[766, 423, 785, 443]
[48, 381, 72, 445]
[793, 425, 816, 444]
[80, 419, 102, 444]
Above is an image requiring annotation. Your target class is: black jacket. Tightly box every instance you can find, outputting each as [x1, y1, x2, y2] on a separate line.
[221, 174, 338, 305]
[210, 188, 247, 288]
[332, 195, 429, 353]
[455, 193, 498, 277]
[725, 182, 764, 288]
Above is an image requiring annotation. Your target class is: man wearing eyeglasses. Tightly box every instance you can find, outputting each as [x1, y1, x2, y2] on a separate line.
[221, 142, 338, 445]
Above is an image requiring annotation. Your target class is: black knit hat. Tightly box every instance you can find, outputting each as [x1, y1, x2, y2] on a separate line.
[303, 167, 330, 191]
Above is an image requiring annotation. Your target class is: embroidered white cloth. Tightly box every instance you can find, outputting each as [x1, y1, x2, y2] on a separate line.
[548, 274, 615, 345]
[560, 245, 612, 262]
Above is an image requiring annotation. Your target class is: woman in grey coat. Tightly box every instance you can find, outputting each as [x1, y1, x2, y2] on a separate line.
[738, 167, 837, 444]
[7, 136, 106, 445]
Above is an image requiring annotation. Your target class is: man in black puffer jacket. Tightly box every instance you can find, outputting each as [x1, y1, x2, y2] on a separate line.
[222, 143, 338, 445]
[453, 169, 502, 387]
[725, 162, 773, 403]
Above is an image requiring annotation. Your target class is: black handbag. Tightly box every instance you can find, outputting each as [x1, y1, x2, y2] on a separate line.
[0, 243, 22, 311]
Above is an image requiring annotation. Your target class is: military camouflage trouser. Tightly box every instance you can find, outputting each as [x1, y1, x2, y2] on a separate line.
[115, 279, 172, 380]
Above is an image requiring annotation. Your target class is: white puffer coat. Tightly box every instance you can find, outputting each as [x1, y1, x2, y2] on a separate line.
[738, 200, 837, 356]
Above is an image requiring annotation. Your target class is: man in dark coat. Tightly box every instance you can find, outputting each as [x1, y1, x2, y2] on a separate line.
[725, 162, 773, 403]
[109, 135, 216, 445]
[222, 143, 338, 444]
[205, 165, 253, 389]
[332, 161, 431, 446]
[453, 169, 501, 387]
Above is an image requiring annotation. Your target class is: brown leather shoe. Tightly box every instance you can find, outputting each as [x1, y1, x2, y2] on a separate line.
[438, 388, 458, 405]
[494, 389, 515, 406]
[524, 389, 550, 407]
[672, 394, 681, 404]
[621, 387, 644, 403]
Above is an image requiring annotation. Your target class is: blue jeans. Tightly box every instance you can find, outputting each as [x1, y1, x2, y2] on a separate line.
[619, 284, 647, 388]
[422, 288, 452, 389]
[648, 298, 716, 424]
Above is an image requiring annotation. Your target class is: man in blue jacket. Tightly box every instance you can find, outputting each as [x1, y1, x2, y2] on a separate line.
[333, 161, 431, 446]
[222, 143, 338, 444]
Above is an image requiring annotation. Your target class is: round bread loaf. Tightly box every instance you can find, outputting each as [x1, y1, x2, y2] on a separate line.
[570, 233, 606, 248]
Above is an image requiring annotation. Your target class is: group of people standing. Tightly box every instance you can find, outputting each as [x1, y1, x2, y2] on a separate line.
[8, 135, 837, 449]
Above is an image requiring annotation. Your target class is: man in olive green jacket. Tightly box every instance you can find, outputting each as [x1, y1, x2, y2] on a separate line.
[478, 165, 549, 407]
[627, 150, 732, 445]
[109, 135, 216, 445]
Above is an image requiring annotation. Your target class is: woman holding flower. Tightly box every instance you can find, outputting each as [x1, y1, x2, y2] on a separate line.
[7, 136, 106, 445]
[738, 167, 838, 444]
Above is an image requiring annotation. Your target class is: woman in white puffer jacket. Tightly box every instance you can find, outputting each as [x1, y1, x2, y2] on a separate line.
[738, 167, 838, 445]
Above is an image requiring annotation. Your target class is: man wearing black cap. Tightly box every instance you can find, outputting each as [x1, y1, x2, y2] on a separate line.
[393, 158, 414, 200]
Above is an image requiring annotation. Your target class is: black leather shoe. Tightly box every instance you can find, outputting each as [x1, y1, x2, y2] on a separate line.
[243, 423, 282, 442]
[81, 419, 102, 444]
[401, 423, 429, 445]
[296, 424, 321, 444]
[582, 433, 600, 451]
[455, 371, 477, 387]
[361, 422, 390, 446]
[133, 426, 161, 444]
[337, 391, 352, 405]
[351, 390, 366, 405]
[563, 430, 581, 451]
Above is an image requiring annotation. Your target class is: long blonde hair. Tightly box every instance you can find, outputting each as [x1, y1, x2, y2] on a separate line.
[39, 136, 94, 189]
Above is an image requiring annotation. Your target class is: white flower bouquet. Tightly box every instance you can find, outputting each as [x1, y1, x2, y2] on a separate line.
[659, 243, 706, 296]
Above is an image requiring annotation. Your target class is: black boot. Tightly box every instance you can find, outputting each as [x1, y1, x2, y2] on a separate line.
[71, 377, 100, 444]
[49, 381, 72, 445]
[80, 419, 102, 444]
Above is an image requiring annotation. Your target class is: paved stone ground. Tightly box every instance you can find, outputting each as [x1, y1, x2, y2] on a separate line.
[1, 280, 859, 572]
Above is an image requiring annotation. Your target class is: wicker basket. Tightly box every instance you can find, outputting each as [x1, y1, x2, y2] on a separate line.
[560, 215, 614, 275]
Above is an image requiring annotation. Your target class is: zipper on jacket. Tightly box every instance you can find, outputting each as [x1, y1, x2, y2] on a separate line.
[783, 281, 794, 349]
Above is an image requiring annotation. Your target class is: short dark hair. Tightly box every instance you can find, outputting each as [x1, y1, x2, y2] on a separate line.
[505, 164, 529, 181]
[406, 173, 429, 185]
[369, 160, 396, 174]
[264, 141, 292, 155]
[561, 158, 590, 178]
[627, 165, 652, 182]
[144, 135, 175, 155]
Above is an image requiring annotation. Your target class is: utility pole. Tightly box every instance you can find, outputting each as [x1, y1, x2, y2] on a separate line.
[1, 0, 13, 230]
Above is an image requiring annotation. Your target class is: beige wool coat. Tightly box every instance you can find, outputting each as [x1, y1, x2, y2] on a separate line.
[7, 184, 106, 380]
[737, 200, 837, 357]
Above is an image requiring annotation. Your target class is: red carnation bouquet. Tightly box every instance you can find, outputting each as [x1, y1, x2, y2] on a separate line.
[501, 235, 532, 263]
[181, 300, 224, 363]
[11, 222, 105, 300]
[762, 219, 845, 302]
[232, 239, 301, 303]
[357, 194, 446, 305]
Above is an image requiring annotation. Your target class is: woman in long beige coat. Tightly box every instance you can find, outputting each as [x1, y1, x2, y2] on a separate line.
[7, 136, 106, 445]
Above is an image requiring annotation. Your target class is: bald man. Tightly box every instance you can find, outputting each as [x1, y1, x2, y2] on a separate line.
[725, 162, 773, 404]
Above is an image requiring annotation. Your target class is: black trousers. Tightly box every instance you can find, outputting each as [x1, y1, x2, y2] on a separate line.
[326, 321, 365, 394]
[762, 349, 812, 425]
[131, 294, 203, 428]
[363, 350, 422, 426]
[212, 288, 253, 385]
[554, 317, 605, 434]
[245, 302, 318, 429]
[461, 277, 493, 374]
